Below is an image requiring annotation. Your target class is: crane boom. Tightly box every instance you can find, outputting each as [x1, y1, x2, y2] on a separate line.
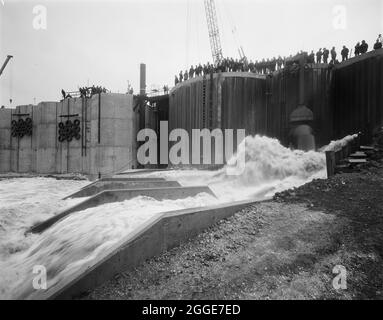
[204, 0, 223, 65]
[0, 55, 13, 77]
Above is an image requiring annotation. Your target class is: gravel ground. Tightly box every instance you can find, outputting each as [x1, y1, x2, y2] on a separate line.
[85, 152, 383, 300]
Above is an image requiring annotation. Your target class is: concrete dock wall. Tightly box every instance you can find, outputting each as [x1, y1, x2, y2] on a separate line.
[266, 64, 333, 147]
[169, 73, 266, 165]
[168, 50, 383, 156]
[0, 108, 12, 172]
[332, 49, 383, 141]
[0, 93, 137, 177]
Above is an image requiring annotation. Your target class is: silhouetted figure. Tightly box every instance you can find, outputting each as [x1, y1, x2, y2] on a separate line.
[378, 34, 382, 44]
[360, 40, 368, 54]
[316, 49, 323, 63]
[270, 58, 276, 72]
[197, 64, 203, 76]
[277, 56, 283, 69]
[323, 48, 329, 63]
[179, 71, 183, 82]
[174, 75, 179, 85]
[308, 50, 315, 63]
[184, 70, 188, 81]
[61, 89, 66, 100]
[374, 39, 382, 50]
[330, 47, 337, 63]
[354, 42, 361, 56]
[189, 66, 194, 79]
[341, 45, 349, 61]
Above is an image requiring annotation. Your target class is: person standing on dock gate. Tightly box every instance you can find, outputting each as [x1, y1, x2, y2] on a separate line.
[341, 46, 349, 61]
[331, 47, 337, 63]
[174, 76, 179, 85]
[360, 40, 368, 54]
[308, 51, 315, 63]
[323, 48, 329, 63]
[179, 71, 183, 82]
[316, 49, 323, 63]
[354, 42, 360, 56]
[374, 39, 382, 50]
[184, 70, 188, 81]
[378, 34, 382, 44]
[277, 56, 283, 69]
[189, 66, 194, 79]
[61, 89, 66, 100]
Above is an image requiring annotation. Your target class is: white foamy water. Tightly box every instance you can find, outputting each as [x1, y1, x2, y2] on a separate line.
[0, 134, 330, 299]
[320, 134, 358, 152]
[0, 178, 89, 261]
[0, 193, 218, 299]
[135, 135, 327, 200]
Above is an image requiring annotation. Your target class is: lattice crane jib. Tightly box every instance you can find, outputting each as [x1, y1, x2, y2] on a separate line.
[204, 0, 223, 65]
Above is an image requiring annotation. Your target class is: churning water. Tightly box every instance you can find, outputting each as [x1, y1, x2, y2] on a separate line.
[0, 134, 331, 299]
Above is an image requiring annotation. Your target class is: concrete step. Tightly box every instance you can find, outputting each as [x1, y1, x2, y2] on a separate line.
[335, 163, 353, 173]
[347, 158, 368, 164]
[359, 146, 377, 151]
[63, 180, 182, 199]
[29, 186, 216, 234]
[349, 152, 367, 158]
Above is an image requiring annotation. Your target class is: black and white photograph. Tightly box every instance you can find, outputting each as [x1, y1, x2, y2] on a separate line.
[0, 0, 383, 307]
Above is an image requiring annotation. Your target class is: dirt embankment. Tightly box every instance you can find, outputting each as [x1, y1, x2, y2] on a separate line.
[86, 156, 383, 300]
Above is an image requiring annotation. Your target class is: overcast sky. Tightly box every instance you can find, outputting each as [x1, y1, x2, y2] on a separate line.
[0, 0, 382, 107]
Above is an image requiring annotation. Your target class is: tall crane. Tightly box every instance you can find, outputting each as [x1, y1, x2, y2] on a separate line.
[0, 55, 13, 77]
[204, 0, 223, 65]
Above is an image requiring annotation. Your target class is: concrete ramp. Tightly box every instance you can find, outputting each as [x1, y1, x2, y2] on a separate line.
[27, 199, 257, 300]
[64, 180, 181, 199]
[29, 186, 215, 234]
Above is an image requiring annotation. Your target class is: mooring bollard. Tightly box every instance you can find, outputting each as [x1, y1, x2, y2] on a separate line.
[325, 150, 335, 178]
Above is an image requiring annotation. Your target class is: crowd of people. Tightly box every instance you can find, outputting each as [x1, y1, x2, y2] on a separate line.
[174, 34, 383, 85]
[61, 85, 109, 100]
[78, 85, 108, 98]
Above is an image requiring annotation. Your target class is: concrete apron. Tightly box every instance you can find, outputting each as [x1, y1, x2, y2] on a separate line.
[63, 180, 182, 199]
[29, 186, 215, 234]
[80, 177, 167, 190]
[26, 199, 259, 300]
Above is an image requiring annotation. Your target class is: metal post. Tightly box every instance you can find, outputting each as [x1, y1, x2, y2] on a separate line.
[140, 63, 146, 96]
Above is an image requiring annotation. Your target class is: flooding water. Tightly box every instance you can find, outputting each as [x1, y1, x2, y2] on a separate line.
[0, 134, 332, 299]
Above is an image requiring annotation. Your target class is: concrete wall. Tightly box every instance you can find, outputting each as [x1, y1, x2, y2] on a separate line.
[0, 108, 12, 172]
[331, 49, 383, 141]
[168, 50, 383, 155]
[0, 93, 137, 177]
[168, 73, 266, 166]
[266, 64, 333, 147]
